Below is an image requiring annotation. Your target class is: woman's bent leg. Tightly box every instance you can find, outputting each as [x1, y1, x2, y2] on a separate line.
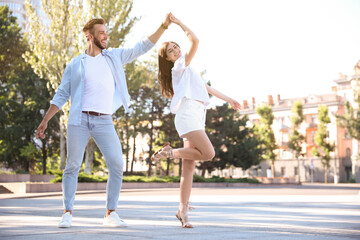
[173, 130, 215, 161]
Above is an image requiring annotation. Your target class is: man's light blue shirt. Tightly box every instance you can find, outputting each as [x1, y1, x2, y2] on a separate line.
[50, 38, 155, 126]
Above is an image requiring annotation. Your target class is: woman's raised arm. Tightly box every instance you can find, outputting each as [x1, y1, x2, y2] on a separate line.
[170, 14, 199, 66]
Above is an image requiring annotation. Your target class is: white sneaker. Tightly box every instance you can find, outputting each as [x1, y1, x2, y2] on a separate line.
[103, 212, 127, 227]
[58, 212, 72, 228]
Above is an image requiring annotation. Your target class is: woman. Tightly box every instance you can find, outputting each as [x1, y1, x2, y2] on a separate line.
[152, 14, 241, 228]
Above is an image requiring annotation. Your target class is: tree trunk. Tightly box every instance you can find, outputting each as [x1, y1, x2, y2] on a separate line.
[166, 158, 170, 176]
[131, 133, 136, 173]
[41, 139, 47, 175]
[324, 164, 328, 183]
[201, 163, 205, 177]
[124, 120, 129, 173]
[25, 158, 30, 173]
[147, 120, 154, 176]
[84, 138, 95, 174]
[297, 157, 301, 184]
[148, 104, 155, 177]
[59, 119, 66, 170]
[178, 158, 182, 176]
[271, 160, 275, 178]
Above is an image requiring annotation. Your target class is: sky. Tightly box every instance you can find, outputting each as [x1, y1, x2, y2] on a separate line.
[124, 0, 360, 106]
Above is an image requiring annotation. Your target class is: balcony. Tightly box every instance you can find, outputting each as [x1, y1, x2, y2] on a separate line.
[279, 124, 289, 132]
[307, 122, 317, 129]
[280, 141, 288, 149]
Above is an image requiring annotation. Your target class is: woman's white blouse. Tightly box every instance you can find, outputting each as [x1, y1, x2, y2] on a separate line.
[170, 55, 210, 113]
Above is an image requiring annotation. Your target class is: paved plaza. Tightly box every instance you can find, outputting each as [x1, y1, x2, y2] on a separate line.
[0, 184, 360, 240]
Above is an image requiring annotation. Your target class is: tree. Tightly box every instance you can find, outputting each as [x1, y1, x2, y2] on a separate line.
[112, 55, 170, 176]
[129, 55, 170, 177]
[336, 61, 360, 181]
[312, 105, 335, 183]
[0, 6, 24, 82]
[141, 84, 169, 176]
[288, 101, 305, 183]
[154, 113, 182, 176]
[25, 0, 138, 170]
[125, 61, 152, 173]
[114, 109, 131, 172]
[197, 104, 264, 177]
[0, 5, 59, 173]
[226, 114, 264, 171]
[254, 105, 278, 177]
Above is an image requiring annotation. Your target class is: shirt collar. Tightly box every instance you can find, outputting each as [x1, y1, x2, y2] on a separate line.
[82, 49, 108, 58]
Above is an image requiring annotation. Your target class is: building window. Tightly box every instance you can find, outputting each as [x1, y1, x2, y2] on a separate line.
[283, 133, 288, 142]
[346, 148, 351, 159]
[279, 117, 284, 124]
[311, 114, 317, 123]
[311, 131, 316, 144]
[281, 167, 286, 177]
[294, 167, 298, 175]
[345, 166, 352, 181]
[345, 130, 351, 139]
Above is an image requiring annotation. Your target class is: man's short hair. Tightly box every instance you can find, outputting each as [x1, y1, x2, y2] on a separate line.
[83, 18, 105, 34]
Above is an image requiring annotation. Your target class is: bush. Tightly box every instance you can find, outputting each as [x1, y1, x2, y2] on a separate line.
[50, 173, 260, 184]
[195, 175, 260, 183]
[123, 175, 180, 183]
[51, 173, 107, 183]
[123, 171, 146, 176]
[193, 175, 206, 182]
[348, 178, 356, 183]
[48, 169, 63, 177]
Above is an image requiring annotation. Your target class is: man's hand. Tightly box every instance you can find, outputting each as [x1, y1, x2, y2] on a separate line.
[36, 120, 48, 139]
[163, 12, 172, 28]
[169, 13, 181, 26]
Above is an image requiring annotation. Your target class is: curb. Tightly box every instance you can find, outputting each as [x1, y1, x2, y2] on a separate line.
[0, 182, 304, 200]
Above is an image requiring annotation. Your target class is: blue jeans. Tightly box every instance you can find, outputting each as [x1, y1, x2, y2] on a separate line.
[62, 113, 123, 211]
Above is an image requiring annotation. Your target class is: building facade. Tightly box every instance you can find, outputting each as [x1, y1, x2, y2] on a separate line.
[200, 72, 360, 183]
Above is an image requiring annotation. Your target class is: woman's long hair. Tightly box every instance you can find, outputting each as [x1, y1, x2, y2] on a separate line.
[158, 41, 180, 99]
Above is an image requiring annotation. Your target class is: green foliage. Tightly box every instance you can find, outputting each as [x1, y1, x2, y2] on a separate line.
[288, 101, 305, 158]
[114, 55, 171, 176]
[0, 6, 23, 81]
[47, 169, 63, 176]
[193, 174, 206, 182]
[196, 104, 264, 176]
[123, 175, 180, 183]
[336, 79, 360, 141]
[254, 105, 277, 162]
[348, 178, 356, 183]
[123, 171, 146, 176]
[0, 6, 59, 172]
[50, 173, 260, 183]
[312, 105, 335, 168]
[92, 150, 107, 173]
[19, 143, 40, 162]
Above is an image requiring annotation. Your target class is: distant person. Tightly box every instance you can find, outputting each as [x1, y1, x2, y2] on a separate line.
[35, 14, 172, 228]
[152, 13, 241, 228]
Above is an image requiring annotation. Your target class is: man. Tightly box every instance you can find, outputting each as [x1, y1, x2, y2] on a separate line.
[35, 14, 171, 228]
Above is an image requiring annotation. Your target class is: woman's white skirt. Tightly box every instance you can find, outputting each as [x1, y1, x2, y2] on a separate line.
[174, 97, 207, 138]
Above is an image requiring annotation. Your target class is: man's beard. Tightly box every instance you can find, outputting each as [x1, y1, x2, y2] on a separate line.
[93, 36, 106, 50]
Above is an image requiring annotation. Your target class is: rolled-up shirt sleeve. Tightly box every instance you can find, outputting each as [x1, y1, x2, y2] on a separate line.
[116, 37, 155, 64]
[50, 63, 71, 109]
